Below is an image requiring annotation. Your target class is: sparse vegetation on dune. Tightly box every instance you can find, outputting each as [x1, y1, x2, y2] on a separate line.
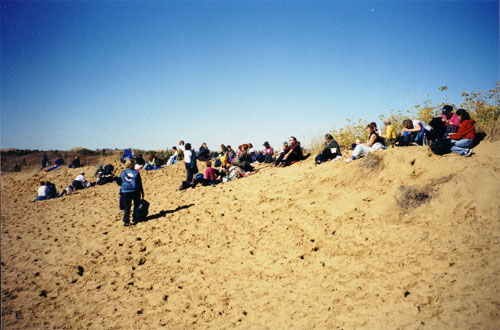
[330, 84, 500, 149]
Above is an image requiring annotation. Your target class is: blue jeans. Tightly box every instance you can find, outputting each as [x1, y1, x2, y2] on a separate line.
[450, 139, 473, 155]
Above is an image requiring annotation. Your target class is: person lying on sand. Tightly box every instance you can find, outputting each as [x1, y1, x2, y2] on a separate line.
[72, 171, 92, 190]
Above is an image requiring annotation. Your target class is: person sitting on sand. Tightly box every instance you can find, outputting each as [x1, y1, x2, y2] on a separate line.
[442, 104, 460, 138]
[231, 144, 254, 172]
[59, 185, 74, 197]
[248, 143, 255, 156]
[315, 133, 342, 164]
[119, 159, 145, 226]
[177, 140, 185, 161]
[219, 144, 227, 156]
[262, 141, 275, 163]
[134, 154, 146, 170]
[167, 147, 178, 165]
[41, 154, 49, 169]
[345, 124, 386, 162]
[68, 156, 81, 169]
[225, 145, 236, 163]
[203, 160, 221, 186]
[400, 119, 432, 145]
[274, 136, 304, 167]
[381, 118, 396, 147]
[184, 143, 199, 183]
[33, 181, 49, 201]
[72, 171, 90, 190]
[44, 155, 64, 172]
[370, 122, 382, 136]
[447, 108, 475, 157]
[197, 142, 210, 161]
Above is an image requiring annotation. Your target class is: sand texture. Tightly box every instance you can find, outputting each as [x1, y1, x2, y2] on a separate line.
[2, 142, 500, 329]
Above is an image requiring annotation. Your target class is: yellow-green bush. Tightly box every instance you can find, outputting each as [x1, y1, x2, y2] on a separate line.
[331, 83, 500, 149]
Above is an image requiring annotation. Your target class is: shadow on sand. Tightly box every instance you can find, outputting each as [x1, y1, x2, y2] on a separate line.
[140, 204, 195, 223]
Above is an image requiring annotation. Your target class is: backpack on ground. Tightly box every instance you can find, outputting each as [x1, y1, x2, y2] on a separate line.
[430, 138, 452, 155]
[133, 199, 149, 222]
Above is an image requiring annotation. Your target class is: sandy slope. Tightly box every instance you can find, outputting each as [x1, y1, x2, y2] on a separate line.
[1, 142, 500, 329]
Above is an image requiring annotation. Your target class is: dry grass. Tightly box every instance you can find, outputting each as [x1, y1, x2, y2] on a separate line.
[395, 185, 432, 209]
[360, 152, 383, 169]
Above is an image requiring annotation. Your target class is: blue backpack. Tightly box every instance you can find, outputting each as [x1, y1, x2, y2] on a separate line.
[121, 169, 138, 192]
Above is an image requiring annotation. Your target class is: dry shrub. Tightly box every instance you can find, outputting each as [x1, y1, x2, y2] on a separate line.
[395, 185, 432, 209]
[360, 152, 383, 169]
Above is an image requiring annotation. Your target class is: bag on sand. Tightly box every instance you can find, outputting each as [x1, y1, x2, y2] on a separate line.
[133, 199, 149, 222]
[430, 138, 452, 155]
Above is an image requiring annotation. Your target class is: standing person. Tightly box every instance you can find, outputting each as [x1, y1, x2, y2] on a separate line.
[177, 140, 185, 161]
[184, 143, 199, 183]
[447, 108, 475, 157]
[120, 159, 145, 226]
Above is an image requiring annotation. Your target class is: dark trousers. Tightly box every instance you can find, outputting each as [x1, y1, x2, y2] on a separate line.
[275, 152, 300, 166]
[185, 162, 198, 183]
[315, 148, 333, 164]
[121, 191, 140, 224]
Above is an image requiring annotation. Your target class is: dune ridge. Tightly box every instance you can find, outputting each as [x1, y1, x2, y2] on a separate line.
[2, 141, 500, 329]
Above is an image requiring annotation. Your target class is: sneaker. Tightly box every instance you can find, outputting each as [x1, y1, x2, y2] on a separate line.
[464, 149, 472, 157]
[344, 158, 353, 163]
[124, 222, 130, 227]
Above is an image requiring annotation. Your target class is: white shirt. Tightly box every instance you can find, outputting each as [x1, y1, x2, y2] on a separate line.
[179, 144, 185, 152]
[37, 185, 48, 197]
[184, 150, 193, 163]
[75, 174, 86, 182]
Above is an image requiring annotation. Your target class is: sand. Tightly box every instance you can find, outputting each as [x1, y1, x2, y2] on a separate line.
[2, 141, 500, 329]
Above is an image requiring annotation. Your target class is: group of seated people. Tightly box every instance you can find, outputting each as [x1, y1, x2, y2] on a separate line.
[340, 105, 478, 162]
[34, 105, 478, 198]
[34, 164, 116, 201]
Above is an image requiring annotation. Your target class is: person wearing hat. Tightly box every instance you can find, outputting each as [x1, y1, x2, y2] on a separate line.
[441, 104, 460, 138]
[120, 158, 145, 226]
[261, 142, 273, 163]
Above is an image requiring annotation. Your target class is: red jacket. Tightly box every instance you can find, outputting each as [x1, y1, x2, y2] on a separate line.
[451, 119, 476, 140]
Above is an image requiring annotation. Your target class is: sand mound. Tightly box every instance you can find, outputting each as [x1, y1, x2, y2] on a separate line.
[2, 142, 500, 328]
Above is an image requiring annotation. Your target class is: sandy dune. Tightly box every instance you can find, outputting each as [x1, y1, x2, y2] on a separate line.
[2, 142, 500, 329]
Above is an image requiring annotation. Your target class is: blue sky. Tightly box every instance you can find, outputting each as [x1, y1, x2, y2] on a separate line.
[1, 0, 498, 151]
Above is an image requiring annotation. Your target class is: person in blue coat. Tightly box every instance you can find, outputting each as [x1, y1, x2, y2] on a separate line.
[120, 159, 145, 226]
